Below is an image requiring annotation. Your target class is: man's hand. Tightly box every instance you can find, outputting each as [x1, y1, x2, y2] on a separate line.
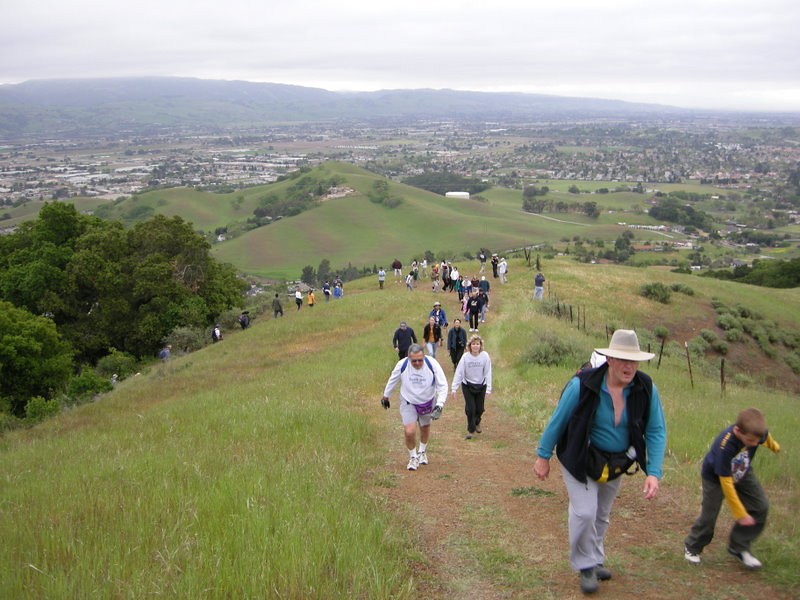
[643, 475, 660, 500]
[533, 457, 550, 480]
[431, 405, 443, 420]
[380, 397, 390, 409]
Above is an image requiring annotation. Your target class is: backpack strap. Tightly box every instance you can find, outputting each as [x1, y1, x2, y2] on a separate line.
[400, 357, 437, 387]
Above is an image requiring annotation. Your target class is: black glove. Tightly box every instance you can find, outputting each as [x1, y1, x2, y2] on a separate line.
[431, 405, 443, 420]
[381, 397, 390, 409]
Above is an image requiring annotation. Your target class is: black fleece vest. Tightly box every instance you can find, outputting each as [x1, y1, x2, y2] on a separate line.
[555, 363, 652, 483]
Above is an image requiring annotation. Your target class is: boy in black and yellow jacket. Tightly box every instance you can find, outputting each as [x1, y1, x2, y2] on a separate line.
[684, 407, 781, 569]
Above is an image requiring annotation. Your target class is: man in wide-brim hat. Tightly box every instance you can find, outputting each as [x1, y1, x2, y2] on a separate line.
[429, 301, 447, 328]
[533, 329, 666, 594]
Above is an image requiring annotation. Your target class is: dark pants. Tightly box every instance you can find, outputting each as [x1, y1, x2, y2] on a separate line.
[469, 312, 480, 330]
[462, 382, 486, 434]
[684, 470, 769, 554]
[449, 347, 464, 368]
[398, 349, 409, 360]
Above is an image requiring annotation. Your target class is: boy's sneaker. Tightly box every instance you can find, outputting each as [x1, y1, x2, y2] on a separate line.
[728, 547, 762, 569]
[684, 546, 701, 565]
[579, 567, 598, 594]
[407, 456, 419, 471]
[418, 451, 428, 465]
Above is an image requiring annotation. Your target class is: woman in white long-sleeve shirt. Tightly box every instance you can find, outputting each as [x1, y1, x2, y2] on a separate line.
[451, 334, 492, 439]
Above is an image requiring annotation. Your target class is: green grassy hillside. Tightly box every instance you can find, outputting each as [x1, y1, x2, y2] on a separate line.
[2, 257, 798, 598]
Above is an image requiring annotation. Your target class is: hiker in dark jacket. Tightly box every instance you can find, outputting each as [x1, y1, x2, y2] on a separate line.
[392, 321, 417, 359]
[446, 318, 468, 367]
[533, 330, 666, 594]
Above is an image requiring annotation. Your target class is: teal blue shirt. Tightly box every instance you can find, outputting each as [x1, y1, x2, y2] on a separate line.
[537, 373, 667, 479]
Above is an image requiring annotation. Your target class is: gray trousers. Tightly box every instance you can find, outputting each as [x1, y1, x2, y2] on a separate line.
[562, 469, 623, 571]
[684, 470, 768, 554]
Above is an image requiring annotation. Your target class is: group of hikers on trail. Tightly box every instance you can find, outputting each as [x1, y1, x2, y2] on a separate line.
[381, 319, 781, 594]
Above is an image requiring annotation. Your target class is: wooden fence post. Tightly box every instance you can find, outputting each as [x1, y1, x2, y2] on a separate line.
[720, 358, 726, 395]
[657, 337, 666, 370]
[684, 341, 694, 388]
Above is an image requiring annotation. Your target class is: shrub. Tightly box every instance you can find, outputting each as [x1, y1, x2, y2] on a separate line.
[525, 333, 582, 367]
[735, 304, 762, 320]
[785, 352, 800, 375]
[724, 329, 745, 343]
[670, 282, 695, 296]
[732, 373, 754, 387]
[653, 325, 669, 340]
[716, 313, 742, 331]
[65, 369, 114, 404]
[25, 396, 60, 423]
[740, 318, 759, 335]
[164, 326, 208, 354]
[699, 329, 717, 343]
[639, 282, 671, 304]
[710, 339, 729, 355]
[96, 348, 138, 379]
[780, 330, 800, 350]
[687, 336, 710, 357]
[0, 411, 24, 433]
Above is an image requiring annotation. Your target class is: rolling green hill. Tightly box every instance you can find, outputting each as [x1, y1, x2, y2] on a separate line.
[94, 161, 704, 280]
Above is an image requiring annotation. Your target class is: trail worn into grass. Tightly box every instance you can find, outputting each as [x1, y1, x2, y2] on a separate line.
[377, 400, 794, 600]
[373, 292, 794, 600]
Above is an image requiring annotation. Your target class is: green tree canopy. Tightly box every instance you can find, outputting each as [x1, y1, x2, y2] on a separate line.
[0, 301, 74, 416]
[0, 204, 246, 363]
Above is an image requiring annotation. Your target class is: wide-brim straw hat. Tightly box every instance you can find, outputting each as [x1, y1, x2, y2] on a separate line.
[595, 329, 654, 361]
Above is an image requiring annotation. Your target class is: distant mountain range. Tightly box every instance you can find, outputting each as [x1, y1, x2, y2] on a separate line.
[0, 76, 731, 140]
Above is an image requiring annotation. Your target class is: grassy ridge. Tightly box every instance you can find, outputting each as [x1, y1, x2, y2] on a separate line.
[214, 163, 679, 279]
[2, 254, 798, 597]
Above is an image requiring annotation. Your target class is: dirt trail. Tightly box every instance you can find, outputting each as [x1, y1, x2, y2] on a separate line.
[375, 291, 794, 600]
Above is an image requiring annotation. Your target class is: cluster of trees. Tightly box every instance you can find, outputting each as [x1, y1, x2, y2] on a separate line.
[251, 171, 345, 223]
[300, 259, 368, 287]
[521, 190, 600, 218]
[402, 172, 490, 196]
[367, 180, 403, 208]
[701, 258, 800, 288]
[648, 197, 715, 232]
[0, 203, 245, 417]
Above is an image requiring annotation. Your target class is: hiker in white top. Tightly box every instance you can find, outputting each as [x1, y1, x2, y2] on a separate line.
[451, 334, 493, 439]
[381, 343, 449, 471]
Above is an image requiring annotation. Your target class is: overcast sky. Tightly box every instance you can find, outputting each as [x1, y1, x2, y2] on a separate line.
[3, 0, 799, 112]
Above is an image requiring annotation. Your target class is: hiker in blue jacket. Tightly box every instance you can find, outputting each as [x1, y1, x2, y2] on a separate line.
[533, 330, 666, 594]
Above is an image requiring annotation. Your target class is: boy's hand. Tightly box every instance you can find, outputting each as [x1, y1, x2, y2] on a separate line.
[737, 515, 757, 526]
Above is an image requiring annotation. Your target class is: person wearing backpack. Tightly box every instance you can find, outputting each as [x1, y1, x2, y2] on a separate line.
[533, 329, 666, 594]
[380, 343, 449, 471]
